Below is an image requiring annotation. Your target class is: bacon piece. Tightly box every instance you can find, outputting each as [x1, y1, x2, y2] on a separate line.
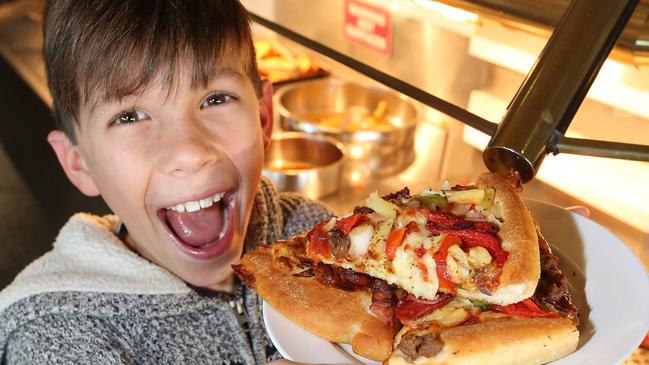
[339, 268, 374, 287]
[395, 293, 453, 322]
[382, 186, 411, 203]
[370, 289, 398, 326]
[353, 206, 375, 215]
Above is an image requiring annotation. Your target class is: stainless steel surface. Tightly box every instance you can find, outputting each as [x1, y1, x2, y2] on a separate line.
[262, 132, 345, 199]
[250, 2, 649, 180]
[483, 0, 639, 182]
[276, 78, 418, 177]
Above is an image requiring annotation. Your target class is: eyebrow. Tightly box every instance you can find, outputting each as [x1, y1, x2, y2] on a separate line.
[84, 66, 247, 122]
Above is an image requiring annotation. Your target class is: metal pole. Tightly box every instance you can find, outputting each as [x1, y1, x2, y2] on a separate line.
[482, 0, 639, 182]
[248, 12, 498, 136]
[555, 137, 649, 161]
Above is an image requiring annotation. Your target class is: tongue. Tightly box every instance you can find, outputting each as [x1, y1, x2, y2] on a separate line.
[166, 204, 224, 246]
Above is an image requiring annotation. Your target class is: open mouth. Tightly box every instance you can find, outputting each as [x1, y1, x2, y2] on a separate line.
[158, 190, 237, 259]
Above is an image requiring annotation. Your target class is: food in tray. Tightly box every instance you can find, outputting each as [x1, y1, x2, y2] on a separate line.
[300, 100, 396, 132]
[233, 172, 579, 364]
[254, 38, 325, 84]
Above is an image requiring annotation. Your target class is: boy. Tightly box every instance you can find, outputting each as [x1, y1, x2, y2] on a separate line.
[0, 0, 330, 364]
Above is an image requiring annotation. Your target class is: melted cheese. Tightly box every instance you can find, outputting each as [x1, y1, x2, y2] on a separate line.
[316, 186, 505, 301]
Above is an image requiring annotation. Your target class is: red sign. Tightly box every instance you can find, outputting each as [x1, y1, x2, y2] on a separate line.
[343, 0, 392, 56]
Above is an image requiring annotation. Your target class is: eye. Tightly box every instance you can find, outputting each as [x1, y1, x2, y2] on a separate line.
[110, 109, 149, 127]
[201, 93, 236, 109]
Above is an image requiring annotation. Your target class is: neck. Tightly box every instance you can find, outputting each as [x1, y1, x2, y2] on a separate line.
[203, 273, 235, 293]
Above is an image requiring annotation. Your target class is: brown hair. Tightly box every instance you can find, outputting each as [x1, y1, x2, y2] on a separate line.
[43, 0, 262, 143]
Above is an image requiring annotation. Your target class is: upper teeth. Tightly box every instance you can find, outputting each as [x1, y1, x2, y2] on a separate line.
[168, 192, 224, 213]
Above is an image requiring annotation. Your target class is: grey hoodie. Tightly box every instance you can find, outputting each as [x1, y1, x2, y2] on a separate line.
[0, 179, 332, 364]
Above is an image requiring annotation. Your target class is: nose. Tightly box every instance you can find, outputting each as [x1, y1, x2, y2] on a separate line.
[158, 117, 220, 176]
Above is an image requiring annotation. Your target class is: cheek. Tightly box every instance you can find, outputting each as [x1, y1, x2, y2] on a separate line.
[228, 132, 264, 187]
[86, 143, 151, 215]
[222, 111, 265, 180]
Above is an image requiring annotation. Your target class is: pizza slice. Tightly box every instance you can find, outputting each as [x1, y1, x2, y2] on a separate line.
[232, 208, 579, 363]
[304, 172, 540, 305]
[388, 230, 579, 364]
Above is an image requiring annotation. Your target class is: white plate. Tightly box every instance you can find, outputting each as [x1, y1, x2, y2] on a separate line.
[263, 200, 649, 364]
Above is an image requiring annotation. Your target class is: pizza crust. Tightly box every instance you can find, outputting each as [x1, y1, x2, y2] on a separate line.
[235, 247, 395, 361]
[455, 173, 540, 305]
[389, 317, 578, 365]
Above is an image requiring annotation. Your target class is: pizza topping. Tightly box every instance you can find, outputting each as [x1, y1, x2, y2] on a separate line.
[326, 228, 351, 259]
[336, 213, 364, 235]
[368, 219, 393, 255]
[304, 181, 510, 302]
[445, 188, 485, 204]
[395, 293, 454, 322]
[445, 244, 471, 283]
[386, 228, 407, 260]
[370, 289, 398, 326]
[417, 192, 448, 210]
[347, 223, 374, 258]
[467, 246, 492, 268]
[469, 299, 489, 310]
[366, 192, 400, 219]
[533, 230, 578, 322]
[421, 304, 470, 327]
[312, 262, 376, 291]
[460, 315, 481, 326]
[475, 187, 496, 214]
[353, 205, 375, 215]
[489, 298, 559, 318]
[382, 186, 411, 204]
[397, 331, 444, 362]
[429, 227, 508, 268]
[433, 235, 460, 295]
[306, 221, 332, 259]
[474, 265, 502, 295]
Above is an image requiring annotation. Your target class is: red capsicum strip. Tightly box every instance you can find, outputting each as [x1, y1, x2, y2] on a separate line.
[489, 299, 558, 318]
[431, 228, 508, 267]
[306, 221, 331, 259]
[336, 213, 364, 235]
[386, 228, 406, 260]
[425, 210, 468, 228]
[433, 234, 461, 295]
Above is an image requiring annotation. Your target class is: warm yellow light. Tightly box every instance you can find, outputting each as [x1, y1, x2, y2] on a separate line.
[350, 145, 365, 159]
[350, 171, 362, 183]
[413, 0, 478, 22]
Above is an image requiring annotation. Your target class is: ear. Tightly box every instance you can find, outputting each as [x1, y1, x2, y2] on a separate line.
[47, 130, 100, 196]
[258, 79, 274, 150]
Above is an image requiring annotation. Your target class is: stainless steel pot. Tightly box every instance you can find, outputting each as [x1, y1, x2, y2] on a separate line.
[275, 79, 418, 177]
[262, 132, 345, 199]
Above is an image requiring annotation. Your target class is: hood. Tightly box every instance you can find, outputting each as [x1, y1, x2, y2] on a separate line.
[0, 213, 191, 313]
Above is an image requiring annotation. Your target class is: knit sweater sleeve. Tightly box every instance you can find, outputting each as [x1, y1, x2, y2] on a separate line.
[279, 192, 334, 239]
[5, 315, 133, 365]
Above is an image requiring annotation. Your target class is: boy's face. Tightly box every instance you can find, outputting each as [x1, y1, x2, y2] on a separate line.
[48, 63, 273, 291]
